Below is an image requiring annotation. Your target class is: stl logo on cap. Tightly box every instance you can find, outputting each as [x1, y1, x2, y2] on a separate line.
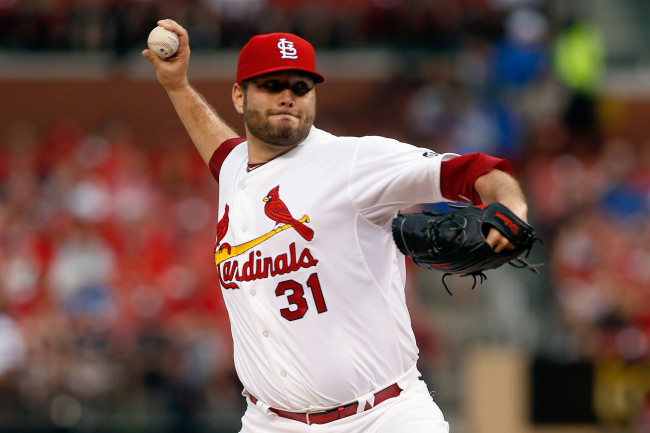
[278, 38, 298, 59]
[236, 32, 325, 84]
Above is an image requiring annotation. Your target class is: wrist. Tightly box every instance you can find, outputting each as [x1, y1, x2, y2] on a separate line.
[499, 199, 528, 222]
[164, 78, 191, 95]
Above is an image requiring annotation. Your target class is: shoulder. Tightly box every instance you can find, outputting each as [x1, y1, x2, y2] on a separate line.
[357, 135, 410, 149]
[209, 138, 247, 182]
[308, 129, 438, 163]
[307, 127, 399, 149]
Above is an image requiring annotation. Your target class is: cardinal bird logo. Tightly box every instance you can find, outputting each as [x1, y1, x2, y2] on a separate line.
[215, 204, 231, 253]
[216, 204, 229, 242]
[214, 191, 317, 290]
[263, 185, 314, 241]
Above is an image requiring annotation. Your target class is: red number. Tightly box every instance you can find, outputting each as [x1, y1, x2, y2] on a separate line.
[275, 280, 308, 321]
[275, 273, 327, 321]
[307, 273, 327, 313]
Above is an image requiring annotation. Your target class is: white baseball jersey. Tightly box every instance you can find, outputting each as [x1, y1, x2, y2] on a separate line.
[212, 126, 456, 412]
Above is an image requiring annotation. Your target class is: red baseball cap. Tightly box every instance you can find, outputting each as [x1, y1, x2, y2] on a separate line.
[236, 32, 325, 84]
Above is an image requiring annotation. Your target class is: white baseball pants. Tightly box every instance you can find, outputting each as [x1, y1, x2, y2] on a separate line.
[239, 366, 449, 433]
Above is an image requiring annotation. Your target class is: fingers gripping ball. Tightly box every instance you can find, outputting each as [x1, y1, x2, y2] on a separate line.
[147, 26, 179, 58]
[392, 203, 542, 294]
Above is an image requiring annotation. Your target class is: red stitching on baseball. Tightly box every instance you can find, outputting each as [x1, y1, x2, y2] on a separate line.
[153, 41, 175, 51]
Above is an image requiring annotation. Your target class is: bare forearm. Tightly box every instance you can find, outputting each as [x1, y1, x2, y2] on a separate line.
[167, 84, 239, 164]
[475, 169, 528, 221]
[142, 20, 239, 164]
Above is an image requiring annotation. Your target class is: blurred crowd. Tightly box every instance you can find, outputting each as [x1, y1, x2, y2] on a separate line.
[0, 0, 550, 54]
[1, 0, 650, 431]
[0, 119, 244, 431]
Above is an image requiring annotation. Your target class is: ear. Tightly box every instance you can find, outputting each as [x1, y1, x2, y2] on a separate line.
[232, 83, 244, 115]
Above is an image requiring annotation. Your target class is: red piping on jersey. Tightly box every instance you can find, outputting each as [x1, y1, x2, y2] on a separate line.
[440, 153, 512, 205]
[210, 138, 246, 182]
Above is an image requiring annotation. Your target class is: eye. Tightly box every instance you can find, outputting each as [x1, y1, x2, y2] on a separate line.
[260, 80, 283, 92]
[290, 81, 312, 96]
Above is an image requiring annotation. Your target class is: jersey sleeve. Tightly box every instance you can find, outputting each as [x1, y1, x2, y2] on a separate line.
[348, 136, 457, 224]
[209, 138, 246, 182]
[439, 152, 512, 204]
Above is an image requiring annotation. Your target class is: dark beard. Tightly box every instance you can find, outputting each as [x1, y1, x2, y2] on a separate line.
[243, 106, 314, 147]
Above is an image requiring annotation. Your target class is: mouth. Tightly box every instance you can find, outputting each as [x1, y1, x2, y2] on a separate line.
[269, 111, 298, 118]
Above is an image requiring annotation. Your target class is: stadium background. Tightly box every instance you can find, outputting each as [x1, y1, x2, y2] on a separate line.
[1, 0, 649, 432]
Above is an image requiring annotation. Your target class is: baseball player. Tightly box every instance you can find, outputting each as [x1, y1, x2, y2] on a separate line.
[143, 19, 528, 433]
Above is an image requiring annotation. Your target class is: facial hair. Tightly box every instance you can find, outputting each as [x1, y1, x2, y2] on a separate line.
[243, 96, 315, 147]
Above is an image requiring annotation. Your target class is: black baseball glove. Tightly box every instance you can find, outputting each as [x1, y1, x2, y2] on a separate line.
[392, 202, 541, 294]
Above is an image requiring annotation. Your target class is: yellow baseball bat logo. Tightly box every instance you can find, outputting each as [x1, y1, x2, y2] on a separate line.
[215, 215, 310, 265]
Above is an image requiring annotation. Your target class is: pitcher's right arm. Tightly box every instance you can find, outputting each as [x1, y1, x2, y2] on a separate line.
[142, 19, 239, 165]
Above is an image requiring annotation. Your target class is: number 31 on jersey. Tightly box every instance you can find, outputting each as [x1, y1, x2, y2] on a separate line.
[275, 273, 327, 321]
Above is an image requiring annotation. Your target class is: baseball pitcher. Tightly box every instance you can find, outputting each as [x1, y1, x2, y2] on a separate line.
[143, 19, 531, 433]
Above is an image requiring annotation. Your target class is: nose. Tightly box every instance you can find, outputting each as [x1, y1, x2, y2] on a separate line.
[279, 89, 294, 107]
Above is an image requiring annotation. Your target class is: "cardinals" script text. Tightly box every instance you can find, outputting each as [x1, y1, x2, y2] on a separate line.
[218, 242, 318, 290]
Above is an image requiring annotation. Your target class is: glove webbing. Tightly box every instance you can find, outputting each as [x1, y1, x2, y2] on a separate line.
[441, 240, 543, 296]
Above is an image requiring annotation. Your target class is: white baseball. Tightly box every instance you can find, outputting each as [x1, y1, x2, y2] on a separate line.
[147, 26, 179, 59]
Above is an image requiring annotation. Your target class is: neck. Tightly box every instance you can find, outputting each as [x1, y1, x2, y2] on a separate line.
[246, 133, 305, 164]
[248, 143, 299, 164]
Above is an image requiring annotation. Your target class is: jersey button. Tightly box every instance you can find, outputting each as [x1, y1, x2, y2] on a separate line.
[250, 290, 256, 296]
[262, 331, 269, 337]
[280, 370, 287, 377]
